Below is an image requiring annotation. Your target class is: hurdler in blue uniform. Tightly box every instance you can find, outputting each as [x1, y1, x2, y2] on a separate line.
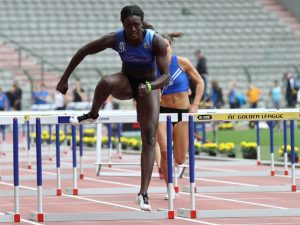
[57, 5, 171, 211]
[156, 32, 204, 199]
[114, 28, 156, 98]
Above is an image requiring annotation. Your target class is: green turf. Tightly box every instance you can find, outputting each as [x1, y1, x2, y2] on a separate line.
[203, 127, 300, 160]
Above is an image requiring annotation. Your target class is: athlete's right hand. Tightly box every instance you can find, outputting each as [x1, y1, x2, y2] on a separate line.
[56, 79, 68, 95]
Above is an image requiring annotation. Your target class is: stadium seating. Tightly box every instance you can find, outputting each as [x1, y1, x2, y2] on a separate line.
[0, 0, 300, 108]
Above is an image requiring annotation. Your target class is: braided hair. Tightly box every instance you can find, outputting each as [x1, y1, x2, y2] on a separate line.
[120, 5, 154, 30]
[162, 32, 184, 46]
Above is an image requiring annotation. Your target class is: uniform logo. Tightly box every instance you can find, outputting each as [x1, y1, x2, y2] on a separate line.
[143, 42, 150, 49]
[119, 41, 126, 53]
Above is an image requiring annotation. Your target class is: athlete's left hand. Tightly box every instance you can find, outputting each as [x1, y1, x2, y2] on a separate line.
[138, 83, 147, 97]
[189, 103, 198, 113]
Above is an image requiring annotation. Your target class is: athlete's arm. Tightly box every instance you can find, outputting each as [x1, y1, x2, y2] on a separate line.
[178, 56, 204, 112]
[150, 33, 170, 89]
[57, 33, 116, 94]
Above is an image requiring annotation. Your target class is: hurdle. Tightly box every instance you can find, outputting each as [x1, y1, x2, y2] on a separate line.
[95, 110, 173, 178]
[178, 109, 300, 219]
[65, 112, 177, 196]
[180, 109, 300, 193]
[0, 116, 24, 222]
[29, 112, 176, 222]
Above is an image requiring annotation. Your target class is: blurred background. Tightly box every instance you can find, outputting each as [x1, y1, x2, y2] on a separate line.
[1, 0, 300, 111]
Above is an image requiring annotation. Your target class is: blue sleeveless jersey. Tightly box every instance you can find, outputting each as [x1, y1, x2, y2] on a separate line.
[113, 28, 156, 68]
[158, 55, 189, 95]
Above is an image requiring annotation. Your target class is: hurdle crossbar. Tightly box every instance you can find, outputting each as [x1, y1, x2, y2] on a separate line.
[178, 110, 300, 219]
[28, 113, 176, 222]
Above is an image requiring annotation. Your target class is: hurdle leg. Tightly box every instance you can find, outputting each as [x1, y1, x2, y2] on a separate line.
[79, 125, 84, 179]
[22, 123, 26, 150]
[269, 121, 275, 176]
[13, 119, 20, 222]
[178, 115, 197, 219]
[202, 122, 206, 143]
[283, 120, 288, 175]
[1, 125, 6, 156]
[290, 120, 297, 192]
[63, 124, 68, 154]
[173, 161, 179, 193]
[26, 121, 32, 169]
[71, 125, 78, 195]
[96, 123, 102, 174]
[48, 125, 53, 161]
[108, 124, 112, 166]
[117, 123, 122, 159]
[256, 121, 261, 166]
[56, 124, 62, 196]
[166, 116, 174, 219]
[30, 118, 44, 222]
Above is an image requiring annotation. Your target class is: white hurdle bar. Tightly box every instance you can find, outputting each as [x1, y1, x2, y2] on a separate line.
[178, 109, 300, 219]
[0, 116, 24, 223]
[27, 112, 177, 222]
[68, 112, 178, 196]
[94, 111, 178, 177]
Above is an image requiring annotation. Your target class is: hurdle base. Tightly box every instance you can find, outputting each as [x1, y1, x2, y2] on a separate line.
[183, 185, 292, 193]
[284, 171, 289, 176]
[292, 185, 297, 192]
[30, 212, 44, 222]
[177, 208, 196, 218]
[30, 211, 169, 222]
[14, 213, 20, 222]
[271, 170, 275, 176]
[178, 208, 300, 219]
[0, 212, 18, 223]
[73, 189, 78, 195]
[56, 189, 62, 196]
[256, 161, 261, 166]
[27, 165, 32, 170]
[65, 186, 167, 195]
[168, 211, 175, 219]
[174, 186, 179, 193]
[80, 174, 84, 179]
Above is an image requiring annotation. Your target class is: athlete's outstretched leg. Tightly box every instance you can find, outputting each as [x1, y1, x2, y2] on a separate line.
[70, 73, 132, 124]
[135, 89, 160, 210]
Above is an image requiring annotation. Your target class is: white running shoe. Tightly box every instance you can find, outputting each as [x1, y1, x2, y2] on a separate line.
[164, 190, 176, 200]
[69, 112, 99, 126]
[135, 193, 152, 211]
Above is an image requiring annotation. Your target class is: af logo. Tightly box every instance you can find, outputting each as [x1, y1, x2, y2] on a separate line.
[119, 41, 126, 53]
[144, 42, 150, 49]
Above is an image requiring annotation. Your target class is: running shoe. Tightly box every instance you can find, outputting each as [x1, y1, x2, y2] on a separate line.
[69, 112, 99, 125]
[164, 189, 175, 200]
[135, 193, 151, 211]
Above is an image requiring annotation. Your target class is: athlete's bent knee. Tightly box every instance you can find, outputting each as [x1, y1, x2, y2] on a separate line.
[100, 75, 113, 89]
[174, 156, 185, 165]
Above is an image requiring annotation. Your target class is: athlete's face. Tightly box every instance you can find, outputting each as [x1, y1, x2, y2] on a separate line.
[122, 15, 143, 42]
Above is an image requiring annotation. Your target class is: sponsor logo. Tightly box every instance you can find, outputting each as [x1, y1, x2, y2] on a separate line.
[196, 115, 212, 120]
[98, 117, 110, 121]
[119, 41, 126, 53]
[143, 42, 150, 49]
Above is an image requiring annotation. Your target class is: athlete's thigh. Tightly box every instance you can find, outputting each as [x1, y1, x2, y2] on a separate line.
[107, 72, 132, 100]
[136, 90, 160, 140]
[173, 121, 189, 161]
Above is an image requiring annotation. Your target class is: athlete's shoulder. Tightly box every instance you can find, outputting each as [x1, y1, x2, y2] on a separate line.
[152, 32, 167, 54]
[177, 56, 193, 70]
